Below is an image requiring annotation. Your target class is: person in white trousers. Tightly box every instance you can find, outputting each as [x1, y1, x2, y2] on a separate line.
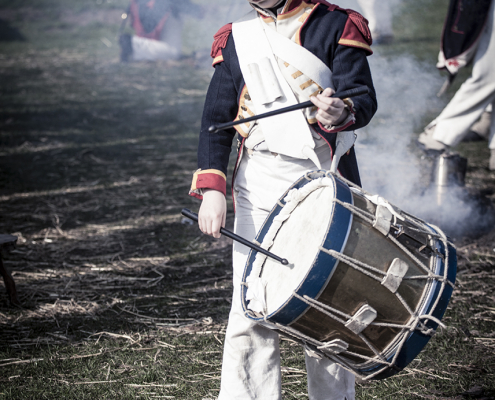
[222, 144, 355, 400]
[418, 0, 495, 171]
[190, 0, 378, 398]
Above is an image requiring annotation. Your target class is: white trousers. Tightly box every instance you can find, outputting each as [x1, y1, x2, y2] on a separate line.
[356, 0, 393, 38]
[431, 0, 495, 150]
[218, 146, 355, 400]
[131, 15, 183, 61]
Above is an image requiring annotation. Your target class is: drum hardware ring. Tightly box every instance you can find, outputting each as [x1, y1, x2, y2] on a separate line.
[394, 224, 405, 237]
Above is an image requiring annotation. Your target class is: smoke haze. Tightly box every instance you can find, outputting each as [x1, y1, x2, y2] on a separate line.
[356, 55, 494, 238]
[183, 0, 494, 238]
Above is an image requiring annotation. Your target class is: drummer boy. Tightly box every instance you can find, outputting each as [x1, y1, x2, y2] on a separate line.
[189, 0, 377, 398]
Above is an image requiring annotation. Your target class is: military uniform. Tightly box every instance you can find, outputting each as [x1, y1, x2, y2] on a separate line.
[424, 0, 495, 170]
[190, 1, 377, 398]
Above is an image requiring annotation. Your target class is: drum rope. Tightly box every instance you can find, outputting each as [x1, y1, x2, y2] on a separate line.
[293, 292, 348, 324]
[318, 249, 436, 318]
[409, 225, 450, 327]
[316, 247, 445, 335]
[291, 293, 398, 368]
[338, 349, 392, 367]
[270, 319, 340, 354]
[329, 186, 445, 281]
[325, 200, 453, 309]
[329, 171, 454, 247]
[397, 223, 443, 240]
[271, 319, 394, 374]
[403, 275, 455, 287]
[297, 279, 444, 344]
[331, 197, 444, 281]
[295, 292, 423, 337]
[332, 198, 375, 224]
[388, 314, 445, 372]
[293, 223, 449, 375]
[266, 295, 440, 379]
[296, 292, 438, 355]
[393, 291, 417, 320]
[357, 333, 389, 363]
[318, 247, 445, 319]
[389, 326, 412, 368]
[319, 248, 387, 281]
[333, 196, 452, 288]
[370, 317, 442, 334]
[293, 293, 410, 365]
[388, 234, 435, 277]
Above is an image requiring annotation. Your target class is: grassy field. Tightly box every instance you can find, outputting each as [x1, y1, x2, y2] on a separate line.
[1, 0, 494, 399]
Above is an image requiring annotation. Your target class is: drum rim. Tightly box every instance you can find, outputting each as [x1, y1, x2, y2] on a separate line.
[241, 171, 458, 380]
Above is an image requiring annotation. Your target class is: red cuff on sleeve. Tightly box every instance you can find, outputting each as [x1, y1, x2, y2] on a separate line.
[318, 118, 355, 133]
[189, 169, 227, 200]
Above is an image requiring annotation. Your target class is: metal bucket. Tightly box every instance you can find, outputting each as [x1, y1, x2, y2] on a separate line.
[431, 153, 467, 187]
[430, 153, 467, 206]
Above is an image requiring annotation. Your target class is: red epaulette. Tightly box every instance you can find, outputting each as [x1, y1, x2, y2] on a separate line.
[343, 9, 372, 46]
[211, 23, 232, 66]
[329, 5, 373, 54]
[306, 1, 372, 51]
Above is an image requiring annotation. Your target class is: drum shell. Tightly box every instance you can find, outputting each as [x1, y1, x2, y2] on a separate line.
[241, 171, 457, 379]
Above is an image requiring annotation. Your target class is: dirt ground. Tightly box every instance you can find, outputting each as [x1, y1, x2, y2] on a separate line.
[0, 0, 495, 399]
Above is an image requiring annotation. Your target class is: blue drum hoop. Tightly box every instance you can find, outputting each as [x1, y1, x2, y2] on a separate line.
[241, 170, 457, 380]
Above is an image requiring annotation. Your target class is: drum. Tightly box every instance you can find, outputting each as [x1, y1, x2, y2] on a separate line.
[241, 170, 457, 380]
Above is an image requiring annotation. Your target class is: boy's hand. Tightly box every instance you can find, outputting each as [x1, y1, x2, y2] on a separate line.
[311, 88, 348, 127]
[198, 189, 226, 239]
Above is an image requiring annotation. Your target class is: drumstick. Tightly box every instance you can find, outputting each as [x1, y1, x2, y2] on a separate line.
[181, 209, 289, 266]
[208, 86, 369, 133]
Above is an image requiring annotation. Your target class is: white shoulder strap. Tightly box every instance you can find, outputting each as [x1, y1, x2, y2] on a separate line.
[232, 11, 320, 167]
[262, 23, 334, 91]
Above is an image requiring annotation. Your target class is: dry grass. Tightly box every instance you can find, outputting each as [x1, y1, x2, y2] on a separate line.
[1, 0, 495, 399]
